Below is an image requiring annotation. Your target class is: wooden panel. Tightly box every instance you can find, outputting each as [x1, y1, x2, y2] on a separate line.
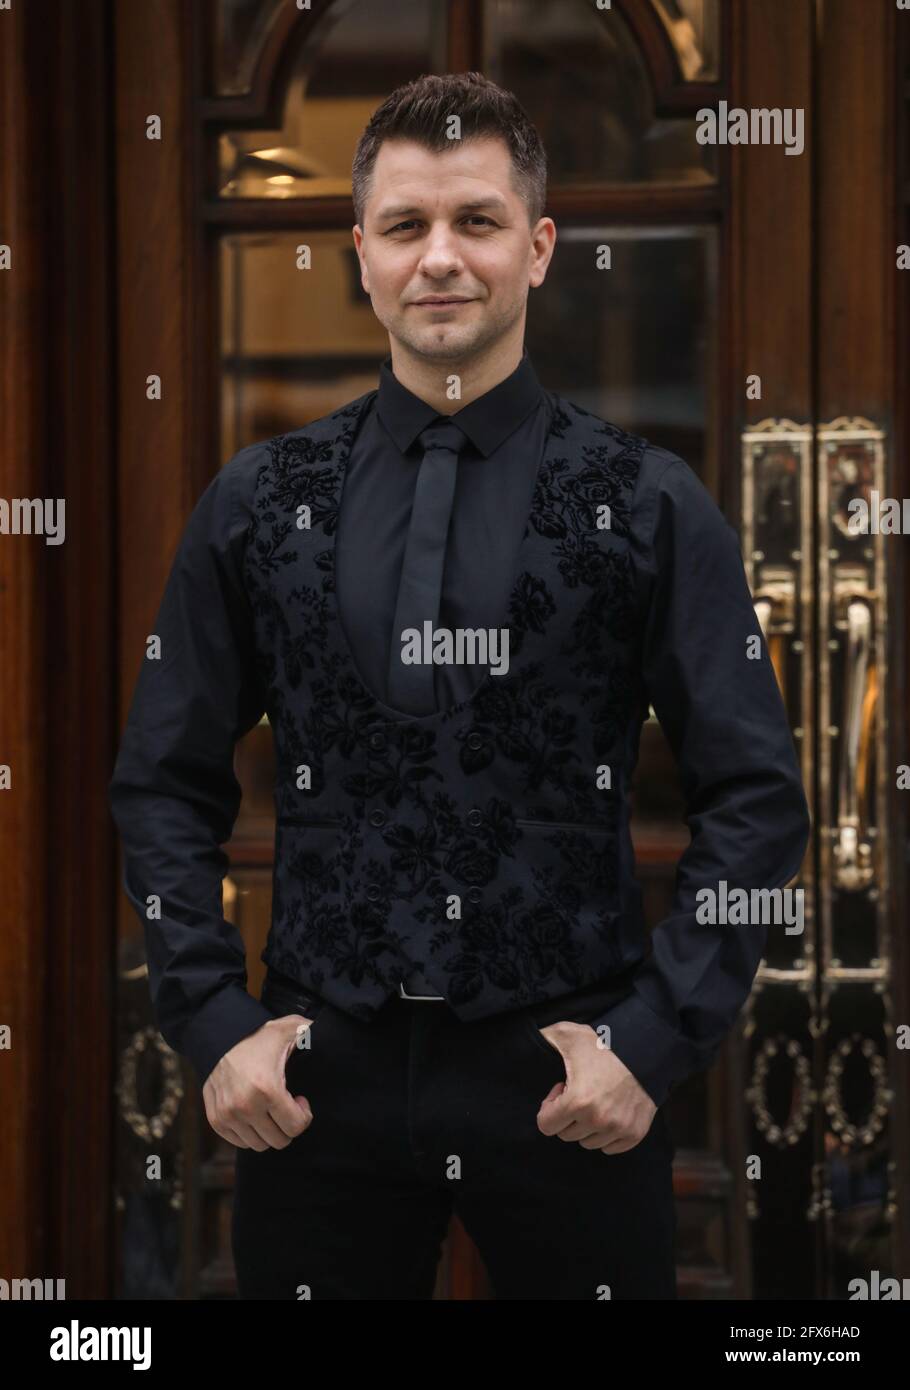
[113, 0, 201, 1299]
[731, 0, 814, 433]
[727, 0, 816, 1299]
[817, 0, 892, 415]
[817, 0, 908, 1281]
[0, 0, 47, 1286]
[0, 0, 116, 1294]
[892, 0, 910, 1285]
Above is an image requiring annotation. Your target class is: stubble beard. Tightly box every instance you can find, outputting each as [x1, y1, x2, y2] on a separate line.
[385, 295, 525, 369]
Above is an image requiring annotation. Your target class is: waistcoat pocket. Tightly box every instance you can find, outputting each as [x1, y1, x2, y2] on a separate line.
[506, 818, 622, 920]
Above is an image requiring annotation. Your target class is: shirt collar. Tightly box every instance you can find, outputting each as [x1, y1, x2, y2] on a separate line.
[376, 346, 544, 458]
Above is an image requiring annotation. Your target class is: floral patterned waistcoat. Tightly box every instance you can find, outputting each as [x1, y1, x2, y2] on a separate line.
[243, 388, 652, 1020]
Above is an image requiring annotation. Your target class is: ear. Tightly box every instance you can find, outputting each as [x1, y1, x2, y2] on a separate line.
[352, 226, 370, 293]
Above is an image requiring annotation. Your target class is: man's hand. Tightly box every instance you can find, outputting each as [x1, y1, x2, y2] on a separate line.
[534, 1021, 657, 1154]
[202, 1013, 318, 1151]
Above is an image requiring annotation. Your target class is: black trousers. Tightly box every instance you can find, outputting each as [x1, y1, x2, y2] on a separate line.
[231, 969, 678, 1300]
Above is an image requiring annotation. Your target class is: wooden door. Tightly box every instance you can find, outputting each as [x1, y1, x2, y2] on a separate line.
[106, 0, 909, 1300]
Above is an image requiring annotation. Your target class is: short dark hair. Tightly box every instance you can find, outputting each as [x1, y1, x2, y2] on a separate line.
[352, 71, 547, 230]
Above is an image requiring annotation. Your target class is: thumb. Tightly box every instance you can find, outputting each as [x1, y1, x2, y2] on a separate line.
[290, 1094, 314, 1124]
[536, 1079, 570, 1134]
[540, 1080, 566, 1105]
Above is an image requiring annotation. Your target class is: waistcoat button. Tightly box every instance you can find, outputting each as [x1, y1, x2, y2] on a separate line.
[467, 808, 483, 827]
[369, 809, 387, 827]
[366, 884, 382, 901]
[467, 732, 483, 750]
[467, 887, 483, 904]
[369, 731, 387, 751]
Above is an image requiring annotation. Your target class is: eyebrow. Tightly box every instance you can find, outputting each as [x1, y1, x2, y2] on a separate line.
[374, 196, 510, 222]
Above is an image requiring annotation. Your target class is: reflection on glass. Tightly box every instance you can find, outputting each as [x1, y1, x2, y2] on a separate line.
[219, 231, 385, 456]
[214, 0, 285, 95]
[484, 0, 717, 184]
[224, 866, 276, 1003]
[527, 225, 716, 478]
[219, 224, 714, 475]
[651, 0, 720, 82]
[217, 0, 447, 198]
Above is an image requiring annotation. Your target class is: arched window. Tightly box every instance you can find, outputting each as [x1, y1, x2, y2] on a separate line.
[205, 0, 721, 486]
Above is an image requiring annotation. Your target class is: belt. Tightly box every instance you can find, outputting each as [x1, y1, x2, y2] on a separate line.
[264, 965, 445, 1008]
[267, 961, 641, 1013]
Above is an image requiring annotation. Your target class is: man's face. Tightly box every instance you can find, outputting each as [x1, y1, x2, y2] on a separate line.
[352, 136, 555, 365]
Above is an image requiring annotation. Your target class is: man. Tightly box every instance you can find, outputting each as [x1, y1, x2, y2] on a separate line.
[108, 72, 811, 1300]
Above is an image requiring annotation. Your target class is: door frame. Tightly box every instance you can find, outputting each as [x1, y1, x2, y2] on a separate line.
[2, 0, 905, 1297]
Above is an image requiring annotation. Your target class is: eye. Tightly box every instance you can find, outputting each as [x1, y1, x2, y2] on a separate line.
[384, 215, 497, 235]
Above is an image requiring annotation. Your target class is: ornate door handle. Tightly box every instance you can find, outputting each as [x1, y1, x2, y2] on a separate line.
[817, 417, 888, 978]
[832, 596, 875, 891]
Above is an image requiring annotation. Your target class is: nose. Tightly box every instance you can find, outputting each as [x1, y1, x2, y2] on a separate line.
[417, 221, 464, 278]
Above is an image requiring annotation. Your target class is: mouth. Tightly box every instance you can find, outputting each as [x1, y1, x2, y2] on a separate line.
[413, 298, 474, 307]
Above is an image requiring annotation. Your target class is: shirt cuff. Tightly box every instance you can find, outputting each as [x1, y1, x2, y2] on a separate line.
[591, 990, 699, 1109]
[178, 983, 274, 1087]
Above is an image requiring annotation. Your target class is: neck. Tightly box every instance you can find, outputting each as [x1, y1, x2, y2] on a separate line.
[388, 329, 525, 413]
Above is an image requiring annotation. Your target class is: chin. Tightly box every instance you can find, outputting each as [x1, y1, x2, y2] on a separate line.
[416, 327, 485, 358]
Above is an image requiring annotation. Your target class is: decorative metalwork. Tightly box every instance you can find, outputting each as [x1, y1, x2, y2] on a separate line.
[822, 1035, 892, 1147]
[745, 1035, 815, 1147]
[807, 1161, 832, 1222]
[117, 1026, 184, 1143]
[742, 415, 898, 1281]
[817, 417, 888, 982]
[741, 419, 814, 982]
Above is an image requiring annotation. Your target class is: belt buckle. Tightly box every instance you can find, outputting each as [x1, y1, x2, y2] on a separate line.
[398, 980, 445, 1001]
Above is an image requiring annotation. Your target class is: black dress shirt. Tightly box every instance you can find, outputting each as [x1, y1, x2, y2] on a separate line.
[336, 349, 548, 712]
[108, 348, 810, 1102]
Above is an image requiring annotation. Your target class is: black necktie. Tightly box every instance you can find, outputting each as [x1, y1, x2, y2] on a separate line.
[387, 417, 468, 715]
